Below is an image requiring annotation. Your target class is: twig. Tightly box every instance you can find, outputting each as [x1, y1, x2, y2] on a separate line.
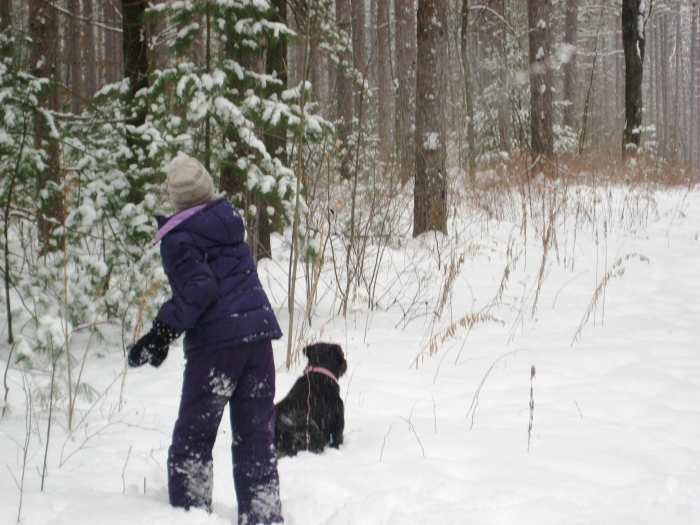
[17, 374, 32, 523]
[466, 349, 522, 429]
[400, 416, 426, 459]
[527, 365, 536, 452]
[378, 422, 394, 463]
[121, 445, 133, 494]
[41, 348, 59, 492]
[2, 342, 16, 417]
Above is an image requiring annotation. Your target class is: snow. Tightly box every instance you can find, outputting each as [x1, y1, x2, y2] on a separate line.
[423, 132, 440, 151]
[1, 187, 700, 524]
[555, 43, 576, 67]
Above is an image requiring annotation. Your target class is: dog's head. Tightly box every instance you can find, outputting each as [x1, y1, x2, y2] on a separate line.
[303, 342, 347, 378]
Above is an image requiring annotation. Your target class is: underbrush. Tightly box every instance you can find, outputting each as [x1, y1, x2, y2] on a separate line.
[0, 151, 694, 511]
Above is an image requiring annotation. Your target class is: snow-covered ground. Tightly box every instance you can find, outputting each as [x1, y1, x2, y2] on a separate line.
[1, 185, 699, 524]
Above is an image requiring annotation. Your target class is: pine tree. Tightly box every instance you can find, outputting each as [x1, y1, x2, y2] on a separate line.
[147, 1, 328, 250]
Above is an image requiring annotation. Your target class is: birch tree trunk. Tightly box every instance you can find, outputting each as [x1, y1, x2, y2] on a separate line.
[527, 0, 554, 171]
[414, 0, 447, 236]
[622, 0, 648, 156]
[395, 0, 417, 183]
[376, 0, 394, 166]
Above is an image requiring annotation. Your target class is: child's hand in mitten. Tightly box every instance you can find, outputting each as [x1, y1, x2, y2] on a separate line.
[127, 319, 181, 368]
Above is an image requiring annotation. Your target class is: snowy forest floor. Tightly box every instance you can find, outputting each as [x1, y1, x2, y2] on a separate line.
[1, 182, 699, 524]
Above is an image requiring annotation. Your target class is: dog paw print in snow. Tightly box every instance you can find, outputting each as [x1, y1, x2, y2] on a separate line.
[209, 369, 235, 397]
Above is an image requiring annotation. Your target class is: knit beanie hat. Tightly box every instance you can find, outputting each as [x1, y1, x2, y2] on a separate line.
[166, 153, 215, 211]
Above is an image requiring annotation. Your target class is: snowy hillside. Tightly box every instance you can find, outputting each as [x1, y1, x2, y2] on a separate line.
[1, 185, 699, 524]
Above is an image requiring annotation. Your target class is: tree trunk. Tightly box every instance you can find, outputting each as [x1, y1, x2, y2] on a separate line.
[68, 0, 82, 114]
[527, 0, 554, 171]
[258, 0, 288, 261]
[460, 0, 476, 178]
[122, 0, 149, 160]
[495, 0, 510, 154]
[29, 0, 63, 248]
[563, 0, 577, 131]
[661, 12, 670, 160]
[395, 0, 417, 184]
[622, 0, 648, 156]
[691, 2, 698, 167]
[148, 0, 168, 72]
[351, 0, 367, 122]
[414, 0, 447, 237]
[82, 0, 97, 99]
[376, 0, 394, 166]
[336, 0, 354, 180]
[0, 0, 10, 57]
[672, 0, 681, 161]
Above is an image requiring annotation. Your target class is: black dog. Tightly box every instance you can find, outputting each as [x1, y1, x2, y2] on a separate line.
[275, 343, 347, 457]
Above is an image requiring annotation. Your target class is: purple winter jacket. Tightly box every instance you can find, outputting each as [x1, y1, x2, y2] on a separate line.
[155, 198, 282, 353]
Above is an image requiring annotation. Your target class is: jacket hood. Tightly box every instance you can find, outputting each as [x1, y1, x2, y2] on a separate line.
[156, 198, 245, 245]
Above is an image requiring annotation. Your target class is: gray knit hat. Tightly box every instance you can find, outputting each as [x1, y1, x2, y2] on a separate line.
[166, 153, 215, 211]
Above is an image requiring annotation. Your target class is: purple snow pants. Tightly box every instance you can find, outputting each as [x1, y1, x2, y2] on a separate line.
[168, 340, 283, 525]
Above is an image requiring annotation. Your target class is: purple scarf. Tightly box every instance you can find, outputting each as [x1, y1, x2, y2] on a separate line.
[153, 204, 207, 245]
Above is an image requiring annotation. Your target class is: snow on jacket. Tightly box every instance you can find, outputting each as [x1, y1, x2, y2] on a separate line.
[155, 198, 282, 353]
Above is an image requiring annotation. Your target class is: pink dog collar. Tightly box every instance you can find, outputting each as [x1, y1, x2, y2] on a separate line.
[304, 366, 338, 384]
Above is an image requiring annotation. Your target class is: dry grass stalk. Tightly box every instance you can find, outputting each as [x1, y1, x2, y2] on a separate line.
[527, 364, 536, 452]
[413, 311, 502, 368]
[571, 252, 650, 346]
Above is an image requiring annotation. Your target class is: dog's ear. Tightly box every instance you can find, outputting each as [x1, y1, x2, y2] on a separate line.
[303, 343, 324, 365]
[331, 344, 348, 377]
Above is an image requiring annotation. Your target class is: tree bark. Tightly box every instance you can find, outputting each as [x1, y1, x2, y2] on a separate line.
[460, 0, 476, 178]
[122, 0, 149, 158]
[563, 0, 577, 131]
[351, 0, 367, 121]
[395, 0, 417, 183]
[258, 0, 288, 261]
[376, 0, 394, 166]
[622, 0, 648, 156]
[82, 0, 97, 99]
[527, 0, 554, 170]
[691, 2, 698, 166]
[0, 0, 10, 57]
[414, 0, 447, 237]
[673, 0, 681, 161]
[336, 0, 354, 180]
[68, 0, 83, 114]
[495, 0, 510, 154]
[29, 0, 63, 248]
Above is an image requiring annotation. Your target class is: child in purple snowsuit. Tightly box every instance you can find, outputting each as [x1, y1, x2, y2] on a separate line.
[128, 153, 284, 525]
